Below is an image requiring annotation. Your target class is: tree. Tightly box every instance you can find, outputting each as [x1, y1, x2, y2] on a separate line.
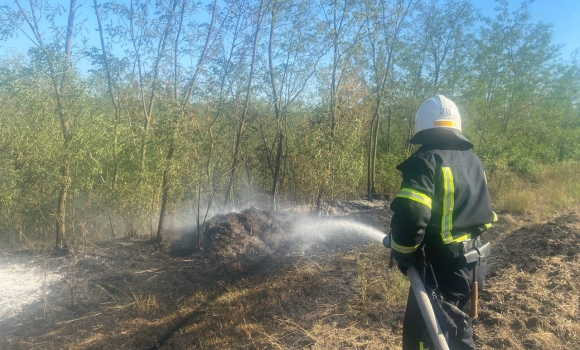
[223, 0, 266, 210]
[464, 0, 560, 178]
[156, 0, 221, 243]
[361, 0, 413, 199]
[92, 0, 123, 239]
[265, 0, 326, 210]
[417, 0, 475, 95]
[6, 0, 81, 249]
[313, 0, 365, 208]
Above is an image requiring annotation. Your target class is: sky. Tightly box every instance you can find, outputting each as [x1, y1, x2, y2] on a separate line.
[2, 0, 579, 62]
[476, 0, 580, 58]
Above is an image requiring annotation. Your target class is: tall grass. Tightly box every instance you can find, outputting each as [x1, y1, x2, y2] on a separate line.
[489, 162, 580, 217]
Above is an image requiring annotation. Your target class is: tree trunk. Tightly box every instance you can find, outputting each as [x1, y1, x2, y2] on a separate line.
[155, 0, 218, 243]
[55, 159, 70, 248]
[270, 128, 284, 211]
[156, 143, 174, 243]
[267, 8, 282, 211]
[139, 0, 179, 175]
[223, 0, 264, 209]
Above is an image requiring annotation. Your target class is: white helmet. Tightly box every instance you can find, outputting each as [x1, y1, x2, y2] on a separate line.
[415, 95, 462, 134]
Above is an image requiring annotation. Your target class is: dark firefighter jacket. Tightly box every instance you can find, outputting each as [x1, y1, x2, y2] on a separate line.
[390, 141, 497, 262]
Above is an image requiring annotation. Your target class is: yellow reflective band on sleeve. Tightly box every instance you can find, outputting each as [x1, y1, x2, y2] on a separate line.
[452, 233, 471, 243]
[396, 188, 432, 209]
[390, 238, 420, 254]
[419, 342, 430, 350]
[440, 167, 455, 244]
[485, 211, 498, 228]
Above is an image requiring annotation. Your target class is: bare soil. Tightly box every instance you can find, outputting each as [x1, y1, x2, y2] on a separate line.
[0, 201, 578, 349]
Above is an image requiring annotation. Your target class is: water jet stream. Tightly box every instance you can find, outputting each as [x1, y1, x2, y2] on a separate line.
[293, 218, 387, 243]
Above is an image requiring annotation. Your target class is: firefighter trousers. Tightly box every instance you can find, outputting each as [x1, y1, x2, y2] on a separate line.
[401, 260, 487, 350]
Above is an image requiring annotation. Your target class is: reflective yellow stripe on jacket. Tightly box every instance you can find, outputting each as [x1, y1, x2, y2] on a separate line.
[441, 167, 455, 244]
[395, 188, 432, 209]
[441, 167, 492, 244]
[392, 188, 430, 253]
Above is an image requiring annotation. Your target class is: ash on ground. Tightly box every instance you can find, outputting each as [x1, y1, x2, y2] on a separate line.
[0, 254, 66, 323]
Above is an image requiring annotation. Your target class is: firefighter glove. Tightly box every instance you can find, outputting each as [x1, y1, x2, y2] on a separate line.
[392, 250, 419, 275]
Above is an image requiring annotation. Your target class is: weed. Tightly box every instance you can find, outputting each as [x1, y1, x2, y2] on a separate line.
[132, 293, 161, 313]
[358, 257, 369, 313]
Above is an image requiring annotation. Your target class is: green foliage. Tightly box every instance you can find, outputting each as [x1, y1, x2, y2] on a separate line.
[376, 152, 405, 195]
[0, 0, 579, 246]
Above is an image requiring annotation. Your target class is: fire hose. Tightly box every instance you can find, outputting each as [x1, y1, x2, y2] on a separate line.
[407, 266, 450, 350]
[384, 236, 450, 350]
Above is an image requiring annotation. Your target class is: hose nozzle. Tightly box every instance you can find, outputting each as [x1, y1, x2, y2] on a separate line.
[382, 235, 390, 248]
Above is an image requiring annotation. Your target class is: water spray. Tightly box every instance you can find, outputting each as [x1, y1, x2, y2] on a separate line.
[292, 218, 387, 243]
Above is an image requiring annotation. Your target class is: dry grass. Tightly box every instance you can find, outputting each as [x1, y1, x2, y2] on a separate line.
[0, 222, 401, 349]
[477, 259, 580, 349]
[131, 293, 161, 313]
[475, 211, 580, 349]
[3, 202, 579, 350]
[491, 162, 580, 217]
[164, 245, 408, 349]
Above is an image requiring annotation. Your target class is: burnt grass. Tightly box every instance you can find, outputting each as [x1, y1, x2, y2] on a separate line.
[0, 202, 579, 349]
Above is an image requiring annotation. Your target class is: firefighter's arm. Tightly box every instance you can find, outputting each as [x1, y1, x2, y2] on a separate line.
[389, 155, 434, 271]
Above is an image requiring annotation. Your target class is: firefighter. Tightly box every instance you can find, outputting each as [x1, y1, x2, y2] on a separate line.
[389, 95, 497, 350]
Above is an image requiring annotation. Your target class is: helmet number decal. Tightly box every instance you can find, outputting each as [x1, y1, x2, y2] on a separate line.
[439, 107, 451, 116]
